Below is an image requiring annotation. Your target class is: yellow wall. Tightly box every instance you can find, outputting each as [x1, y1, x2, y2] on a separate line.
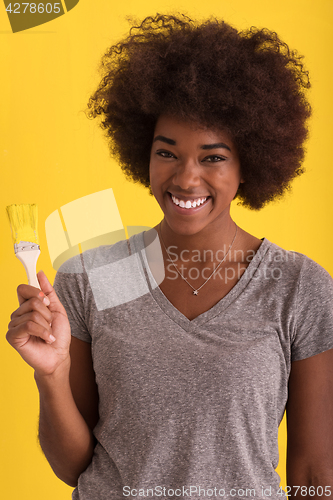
[0, 1, 332, 498]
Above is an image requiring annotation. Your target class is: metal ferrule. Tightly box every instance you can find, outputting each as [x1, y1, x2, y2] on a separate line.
[14, 241, 40, 253]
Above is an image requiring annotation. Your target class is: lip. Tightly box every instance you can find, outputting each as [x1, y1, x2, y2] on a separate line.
[166, 192, 212, 214]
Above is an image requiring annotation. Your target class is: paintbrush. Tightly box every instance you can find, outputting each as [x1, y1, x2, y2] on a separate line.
[6, 204, 41, 289]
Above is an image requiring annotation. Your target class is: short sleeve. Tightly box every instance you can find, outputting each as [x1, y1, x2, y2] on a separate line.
[53, 254, 92, 343]
[291, 257, 333, 361]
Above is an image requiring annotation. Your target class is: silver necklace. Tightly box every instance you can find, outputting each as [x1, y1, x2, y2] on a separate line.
[158, 223, 238, 296]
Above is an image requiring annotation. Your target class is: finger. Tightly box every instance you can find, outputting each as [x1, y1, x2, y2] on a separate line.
[17, 284, 50, 307]
[37, 271, 67, 315]
[6, 321, 56, 348]
[8, 310, 53, 334]
[11, 296, 53, 323]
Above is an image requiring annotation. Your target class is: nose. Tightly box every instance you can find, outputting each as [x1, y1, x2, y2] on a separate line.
[171, 159, 201, 191]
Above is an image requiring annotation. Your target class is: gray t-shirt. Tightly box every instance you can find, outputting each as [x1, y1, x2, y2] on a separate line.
[53, 232, 333, 500]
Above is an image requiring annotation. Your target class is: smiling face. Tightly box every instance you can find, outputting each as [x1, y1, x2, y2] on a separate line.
[149, 114, 243, 237]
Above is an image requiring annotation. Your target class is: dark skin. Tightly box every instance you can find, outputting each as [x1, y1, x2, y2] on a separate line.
[286, 350, 333, 498]
[154, 226, 262, 321]
[6, 274, 97, 486]
[148, 114, 262, 320]
[6, 114, 333, 493]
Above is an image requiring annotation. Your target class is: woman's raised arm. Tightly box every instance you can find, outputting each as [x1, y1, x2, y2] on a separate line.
[7, 271, 98, 487]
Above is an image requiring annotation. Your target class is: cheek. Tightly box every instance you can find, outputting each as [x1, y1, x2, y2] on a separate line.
[215, 167, 241, 185]
[150, 160, 171, 187]
[212, 168, 242, 199]
[226, 163, 243, 186]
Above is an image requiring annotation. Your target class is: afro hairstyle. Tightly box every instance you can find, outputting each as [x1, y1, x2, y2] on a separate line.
[87, 13, 311, 210]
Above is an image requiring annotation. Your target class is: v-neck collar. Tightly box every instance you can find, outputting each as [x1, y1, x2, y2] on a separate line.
[132, 232, 271, 332]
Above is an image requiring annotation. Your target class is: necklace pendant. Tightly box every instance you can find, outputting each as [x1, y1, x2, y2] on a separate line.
[193, 290, 199, 295]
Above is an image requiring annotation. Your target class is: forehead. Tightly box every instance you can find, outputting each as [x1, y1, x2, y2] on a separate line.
[154, 114, 234, 145]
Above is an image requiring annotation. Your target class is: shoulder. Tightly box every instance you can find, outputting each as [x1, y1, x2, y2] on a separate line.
[263, 239, 332, 288]
[56, 233, 141, 276]
[53, 231, 147, 309]
[53, 234, 139, 296]
[262, 241, 333, 361]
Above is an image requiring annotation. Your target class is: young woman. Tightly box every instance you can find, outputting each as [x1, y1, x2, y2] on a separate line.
[6, 14, 333, 500]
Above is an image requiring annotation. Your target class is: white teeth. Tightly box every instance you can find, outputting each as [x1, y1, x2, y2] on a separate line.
[171, 195, 208, 209]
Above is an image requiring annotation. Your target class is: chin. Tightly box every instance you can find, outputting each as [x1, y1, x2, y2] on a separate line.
[163, 217, 210, 237]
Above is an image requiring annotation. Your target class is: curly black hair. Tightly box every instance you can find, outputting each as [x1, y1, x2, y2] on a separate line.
[87, 13, 311, 210]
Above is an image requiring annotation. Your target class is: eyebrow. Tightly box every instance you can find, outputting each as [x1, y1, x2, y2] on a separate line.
[153, 135, 231, 152]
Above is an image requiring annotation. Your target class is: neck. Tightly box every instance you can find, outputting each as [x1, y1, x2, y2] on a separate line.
[157, 216, 237, 260]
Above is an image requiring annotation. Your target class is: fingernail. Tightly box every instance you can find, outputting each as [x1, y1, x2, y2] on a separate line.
[39, 291, 50, 305]
[49, 334, 56, 343]
[43, 296, 50, 306]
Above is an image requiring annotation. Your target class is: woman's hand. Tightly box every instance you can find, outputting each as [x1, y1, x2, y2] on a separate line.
[6, 270, 71, 377]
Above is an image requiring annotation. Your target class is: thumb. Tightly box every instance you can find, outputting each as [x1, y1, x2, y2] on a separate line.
[37, 270, 53, 294]
[37, 270, 65, 314]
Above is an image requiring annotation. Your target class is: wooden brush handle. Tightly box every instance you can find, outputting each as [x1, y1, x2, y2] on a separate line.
[16, 249, 41, 289]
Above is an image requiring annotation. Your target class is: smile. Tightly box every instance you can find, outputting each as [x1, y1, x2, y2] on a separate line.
[170, 194, 210, 209]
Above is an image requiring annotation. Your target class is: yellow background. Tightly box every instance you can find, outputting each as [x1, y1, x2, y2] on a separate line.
[0, 1, 332, 498]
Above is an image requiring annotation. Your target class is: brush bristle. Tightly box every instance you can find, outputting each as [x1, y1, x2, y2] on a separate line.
[6, 204, 39, 245]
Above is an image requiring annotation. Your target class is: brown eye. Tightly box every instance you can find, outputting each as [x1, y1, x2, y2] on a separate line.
[203, 155, 226, 162]
[156, 150, 176, 158]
